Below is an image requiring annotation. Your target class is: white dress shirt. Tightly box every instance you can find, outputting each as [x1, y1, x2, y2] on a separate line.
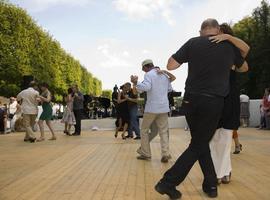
[8, 101, 17, 115]
[240, 94, 249, 103]
[17, 87, 39, 115]
[136, 68, 172, 113]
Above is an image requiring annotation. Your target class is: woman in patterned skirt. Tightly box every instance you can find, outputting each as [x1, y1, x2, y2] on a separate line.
[62, 88, 76, 135]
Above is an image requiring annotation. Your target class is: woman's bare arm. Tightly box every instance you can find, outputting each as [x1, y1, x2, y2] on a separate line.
[209, 34, 250, 57]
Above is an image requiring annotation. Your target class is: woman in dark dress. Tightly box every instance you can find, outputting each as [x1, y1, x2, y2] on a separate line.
[209, 23, 249, 184]
[115, 83, 129, 140]
[37, 83, 56, 141]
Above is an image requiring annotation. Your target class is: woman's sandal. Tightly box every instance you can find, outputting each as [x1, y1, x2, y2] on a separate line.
[48, 137, 57, 141]
[221, 173, 231, 184]
[36, 137, 45, 142]
[233, 144, 242, 154]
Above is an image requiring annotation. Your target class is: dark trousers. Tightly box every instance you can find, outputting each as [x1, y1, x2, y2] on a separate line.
[128, 105, 140, 137]
[161, 93, 224, 188]
[74, 109, 82, 135]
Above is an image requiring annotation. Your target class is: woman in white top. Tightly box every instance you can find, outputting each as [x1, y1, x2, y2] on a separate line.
[61, 88, 76, 135]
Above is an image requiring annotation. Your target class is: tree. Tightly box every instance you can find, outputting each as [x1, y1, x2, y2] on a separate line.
[101, 90, 112, 99]
[233, 0, 270, 98]
[0, 0, 102, 99]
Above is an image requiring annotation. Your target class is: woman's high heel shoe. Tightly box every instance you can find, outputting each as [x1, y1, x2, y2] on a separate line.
[233, 144, 242, 154]
[37, 137, 45, 142]
[221, 172, 231, 184]
[49, 136, 57, 140]
[121, 133, 126, 140]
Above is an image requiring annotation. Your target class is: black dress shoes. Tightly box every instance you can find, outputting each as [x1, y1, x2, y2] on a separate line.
[155, 181, 182, 200]
[202, 185, 218, 198]
[28, 138, 36, 143]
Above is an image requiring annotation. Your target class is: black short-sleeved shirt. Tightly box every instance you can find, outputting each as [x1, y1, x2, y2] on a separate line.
[127, 90, 138, 107]
[172, 36, 245, 97]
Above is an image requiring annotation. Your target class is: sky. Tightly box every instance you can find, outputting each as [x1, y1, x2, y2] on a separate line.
[9, 0, 263, 92]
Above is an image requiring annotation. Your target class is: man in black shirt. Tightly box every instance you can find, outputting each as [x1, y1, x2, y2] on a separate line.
[112, 85, 119, 118]
[72, 84, 84, 136]
[155, 19, 248, 199]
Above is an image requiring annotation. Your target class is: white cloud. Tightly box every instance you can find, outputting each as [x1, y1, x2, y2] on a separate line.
[191, 0, 261, 24]
[122, 51, 130, 57]
[113, 0, 176, 26]
[142, 49, 150, 55]
[96, 40, 133, 70]
[15, 0, 92, 12]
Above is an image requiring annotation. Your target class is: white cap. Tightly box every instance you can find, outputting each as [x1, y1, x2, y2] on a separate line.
[142, 59, 153, 67]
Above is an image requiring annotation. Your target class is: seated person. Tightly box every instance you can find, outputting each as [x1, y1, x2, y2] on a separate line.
[0, 101, 7, 134]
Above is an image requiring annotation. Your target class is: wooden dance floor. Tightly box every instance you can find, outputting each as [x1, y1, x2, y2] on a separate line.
[0, 128, 269, 200]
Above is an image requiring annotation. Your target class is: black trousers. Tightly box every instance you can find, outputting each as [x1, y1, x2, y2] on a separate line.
[161, 93, 224, 188]
[74, 109, 83, 135]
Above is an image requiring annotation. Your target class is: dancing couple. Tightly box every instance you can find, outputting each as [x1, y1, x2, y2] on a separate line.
[154, 18, 249, 199]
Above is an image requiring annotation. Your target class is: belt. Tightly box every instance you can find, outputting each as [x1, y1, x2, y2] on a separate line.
[187, 92, 223, 99]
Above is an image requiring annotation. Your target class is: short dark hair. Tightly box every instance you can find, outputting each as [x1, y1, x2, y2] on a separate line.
[68, 88, 73, 94]
[125, 82, 131, 87]
[40, 82, 49, 88]
[29, 81, 37, 88]
[220, 23, 234, 36]
[201, 18, 219, 30]
[143, 63, 154, 69]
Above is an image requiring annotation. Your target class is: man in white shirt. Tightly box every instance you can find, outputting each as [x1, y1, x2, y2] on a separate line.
[131, 59, 173, 163]
[17, 81, 39, 142]
[8, 97, 17, 120]
[240, 92, 250, 127]
[240, 94, 249, 102]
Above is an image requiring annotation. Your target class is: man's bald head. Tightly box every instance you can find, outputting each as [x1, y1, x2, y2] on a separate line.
[200, 18, 220, 36]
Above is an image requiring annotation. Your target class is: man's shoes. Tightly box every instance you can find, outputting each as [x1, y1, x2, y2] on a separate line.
[28, 138, 36, 143]
[136, 148, 151, 160]
[202, 185, 218, 198]
[137, 155, 151, 160]
[161, 155, 172, 163]
[72, 133, 80, 136]
[134, 136, 141, 140]
[24, 138, 30, 142]
[126, 135, 133, 139]
[155, 181, 182, 200]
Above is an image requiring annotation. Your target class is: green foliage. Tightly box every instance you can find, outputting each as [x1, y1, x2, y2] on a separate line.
[0, 0, 102, 99]
[101, 90, 112, 100]
[233, 0, 270, 98]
